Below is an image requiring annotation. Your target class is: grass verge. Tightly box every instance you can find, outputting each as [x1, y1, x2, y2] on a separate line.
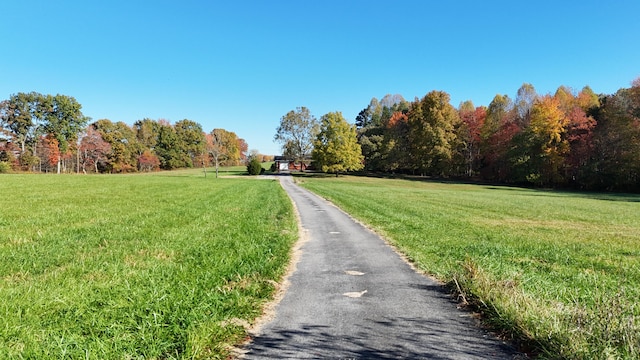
[297, 175, 640, 359]
[0, 171, 297, 359]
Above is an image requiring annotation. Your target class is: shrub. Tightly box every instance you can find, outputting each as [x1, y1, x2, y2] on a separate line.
[247, 158, 263, 175]
[0, 161, 11, 173]
[19, 152, 38, 170]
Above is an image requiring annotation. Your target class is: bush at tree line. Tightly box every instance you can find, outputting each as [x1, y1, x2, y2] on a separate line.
[0, 162, 11, 173]
[247, 158, 264, 175]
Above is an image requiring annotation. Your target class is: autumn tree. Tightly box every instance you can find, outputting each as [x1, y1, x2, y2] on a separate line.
[480, 94, 518, 181]
[458, 101, 486, 177]
[44, 94, 90, 173]
[312, 112, 363, 176]
[138, 150, 161, 172]
[554, 86, 597, 185]
[0, 92, 89, 173]
[274, 106, 318, 162]
[407, 90, 462, 176]
[207, 128, 240, 178]
[383, 111, 410, 172]
[39, 134, 60, 172]
[92, 119, 140, 172]
[79, 125, 111, 173]
[237, 138, 249, 164]
[515, 96, 569, 185]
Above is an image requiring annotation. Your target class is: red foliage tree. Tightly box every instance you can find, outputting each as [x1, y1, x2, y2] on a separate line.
[459, 103, 486, 176]
[237, 138, 248, 163]
[138, 150, 160, 172]
[480, 94, 519, 181]
[39, 135, 60, 171]
[79, 126, 111, 173]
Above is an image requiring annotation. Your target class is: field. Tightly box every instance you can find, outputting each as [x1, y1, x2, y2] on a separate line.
[298, 175, 640, 359]
[0, 170, 297, 359]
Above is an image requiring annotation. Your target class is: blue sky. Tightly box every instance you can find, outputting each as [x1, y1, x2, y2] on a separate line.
[2, 1, 639, 155]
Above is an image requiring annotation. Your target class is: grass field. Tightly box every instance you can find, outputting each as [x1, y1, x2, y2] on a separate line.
[298, 175, 640, 359]
[0, 170, 297, 359]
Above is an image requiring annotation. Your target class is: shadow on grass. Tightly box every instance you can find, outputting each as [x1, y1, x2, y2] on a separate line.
[345, 171, 640, 203]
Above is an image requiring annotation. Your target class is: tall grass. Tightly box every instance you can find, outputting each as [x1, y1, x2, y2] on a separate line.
[0, 172, 297, 359]
[298, 176, 640, 359]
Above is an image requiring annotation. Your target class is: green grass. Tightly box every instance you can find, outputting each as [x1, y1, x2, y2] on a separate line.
[0, 171, 297, 359]
[297, 175, 640, 359]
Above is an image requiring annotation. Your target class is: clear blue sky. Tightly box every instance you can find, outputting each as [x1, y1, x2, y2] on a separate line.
[2, 0, 639, 155]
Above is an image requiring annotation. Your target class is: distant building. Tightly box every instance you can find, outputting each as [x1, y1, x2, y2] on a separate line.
[274, 156, 314, 172]
[274, 156, 291, 172]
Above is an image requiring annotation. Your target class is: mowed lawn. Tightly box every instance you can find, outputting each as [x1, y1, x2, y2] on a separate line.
[0, 172, 296, 359]
[299, 175, 640, 359]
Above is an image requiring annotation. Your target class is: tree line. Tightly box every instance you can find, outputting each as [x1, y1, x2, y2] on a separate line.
[0, 92, 249, 174]
[354, 79, 640, 192]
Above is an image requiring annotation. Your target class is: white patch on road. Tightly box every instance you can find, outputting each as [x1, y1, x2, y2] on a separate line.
[343, 290, 368, 298]
[329, 231, 340, 234]
[345, 270, 365, 276]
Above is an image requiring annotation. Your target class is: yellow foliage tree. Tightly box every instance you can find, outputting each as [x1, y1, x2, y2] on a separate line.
[312, 112, 363, 176]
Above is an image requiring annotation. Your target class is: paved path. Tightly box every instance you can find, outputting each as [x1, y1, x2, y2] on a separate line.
[242, 175, 521, 359]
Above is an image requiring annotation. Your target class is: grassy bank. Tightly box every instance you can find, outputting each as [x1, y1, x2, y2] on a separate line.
[0, 172, 297, 359]
[298, 175, 640, 359]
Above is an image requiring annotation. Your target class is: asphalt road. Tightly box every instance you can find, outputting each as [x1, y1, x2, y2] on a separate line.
[242, 175, 521, 359]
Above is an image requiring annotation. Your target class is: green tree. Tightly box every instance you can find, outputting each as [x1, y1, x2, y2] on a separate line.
[355, 95, 409, 172]
[133, 118, 160, 152]
[1, 92, 89, 173]
[155, 121, 182, 170]
[0, 92, 48, 162]
[44, 94, 90, 173]
[274, 107, 318, 162]
[587, 85, 640, 191]
[357, 128, 385, 171]
[312, 112, 363, 176]
[174, 119, 205, 167]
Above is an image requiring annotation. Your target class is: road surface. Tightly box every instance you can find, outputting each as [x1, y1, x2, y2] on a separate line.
[242, 175, 521, 359]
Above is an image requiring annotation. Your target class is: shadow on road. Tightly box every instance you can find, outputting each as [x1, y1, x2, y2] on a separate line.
[245, 314, 518, 359]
